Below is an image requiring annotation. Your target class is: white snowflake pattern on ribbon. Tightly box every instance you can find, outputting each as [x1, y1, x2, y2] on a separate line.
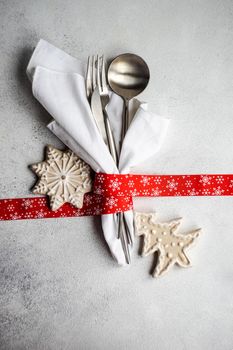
[151, 188, 162, 196]
[7, 204, 15, 212]
[212, 186, 225, 195]
[200, 175, 212, 186]
[185, 180, 193, 188]
[202, 189, 211, 195]
[109, 179, 122, 191]
[128, 180, 135, 188]
[35, 210, 45, 218]
[21, 199, 33, 209]
[153, 177, 162, 185]
[166, 179, 178, 192]
[106, 197, 118, 209]
[140, 176, 151, 186]
[215, 176, 224, 184]
[188, 189, 199, 196]
[83, 196, 93, 206]
[94, 186, 104, 195]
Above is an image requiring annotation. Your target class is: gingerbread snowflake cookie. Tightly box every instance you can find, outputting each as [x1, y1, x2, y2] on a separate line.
[135, 212, 201, 278]
[31, 146, 92, 211]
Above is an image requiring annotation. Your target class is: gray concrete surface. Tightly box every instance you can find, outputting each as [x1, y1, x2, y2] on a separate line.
[1, 0, 233, 349]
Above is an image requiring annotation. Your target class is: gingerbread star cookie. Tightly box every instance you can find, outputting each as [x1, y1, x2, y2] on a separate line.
[135, 212, 201, 278]
[31, 146, 92, 211]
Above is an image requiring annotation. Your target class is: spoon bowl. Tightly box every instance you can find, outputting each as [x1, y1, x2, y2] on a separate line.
[108, 53, 150, 102]
[108, 53, 150, 135]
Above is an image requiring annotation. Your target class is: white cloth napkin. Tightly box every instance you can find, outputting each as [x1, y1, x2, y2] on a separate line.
[27, 39, 169, 265]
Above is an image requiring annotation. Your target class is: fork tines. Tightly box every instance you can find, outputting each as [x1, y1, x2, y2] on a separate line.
[86, 55, 108, 100]
[97, 55, 108, 95]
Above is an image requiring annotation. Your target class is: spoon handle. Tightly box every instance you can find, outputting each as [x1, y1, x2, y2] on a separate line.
[118, 98, 133, 263]
[121, 98, 129, 141]
[103, 107, 130, 264]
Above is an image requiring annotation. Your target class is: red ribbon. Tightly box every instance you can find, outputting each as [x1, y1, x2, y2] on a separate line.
[1, 173, 233, 221]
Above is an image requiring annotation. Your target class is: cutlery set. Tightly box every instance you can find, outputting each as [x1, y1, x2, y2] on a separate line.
[85, 53, 150, 264]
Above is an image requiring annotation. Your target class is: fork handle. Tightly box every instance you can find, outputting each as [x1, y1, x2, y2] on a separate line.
[104, 112, 118, 164]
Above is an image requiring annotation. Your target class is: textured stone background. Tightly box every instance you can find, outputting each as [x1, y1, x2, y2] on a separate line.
[0, 0, 233, 349]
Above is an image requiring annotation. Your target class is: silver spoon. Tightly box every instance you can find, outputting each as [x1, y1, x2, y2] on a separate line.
[108, 53, 150, 140]
[107, 53, 150, 262]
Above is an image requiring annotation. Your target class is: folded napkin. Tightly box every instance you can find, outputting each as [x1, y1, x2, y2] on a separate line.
[27, 39, 169, 265]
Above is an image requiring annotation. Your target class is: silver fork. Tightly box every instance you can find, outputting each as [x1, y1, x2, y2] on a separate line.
[96, 55, 118, 165]
[86, 55, 109, 146]
[96, 55, 132, 264]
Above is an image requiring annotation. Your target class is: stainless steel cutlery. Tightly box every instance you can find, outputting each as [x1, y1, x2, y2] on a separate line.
[86, 55, 118, 164]
[96, 56, 118, 165]
[85, 53, 149, 264]
[108, 53, 150, 139]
